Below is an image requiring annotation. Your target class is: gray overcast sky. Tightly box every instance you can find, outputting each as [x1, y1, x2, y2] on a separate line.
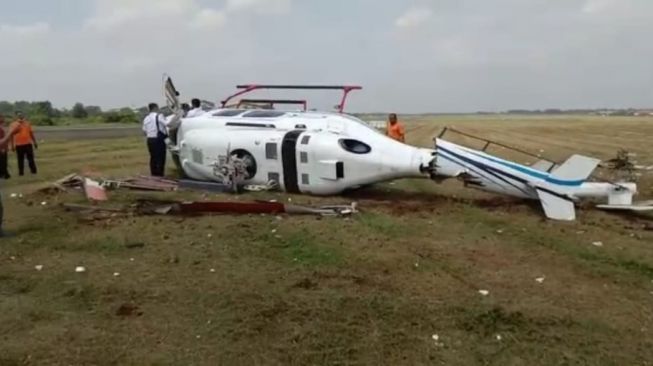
[0, 0, 652, 113]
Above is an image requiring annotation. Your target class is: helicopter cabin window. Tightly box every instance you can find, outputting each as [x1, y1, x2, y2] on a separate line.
[300, 152, 308, 164]
[301, 135, 311, 145]
[301, 174, 310, 185]
[268, 172, 280, 183]
[266, 143, 278, 160]
[295, 124, 307, 129]
[339, 139, 371, 154]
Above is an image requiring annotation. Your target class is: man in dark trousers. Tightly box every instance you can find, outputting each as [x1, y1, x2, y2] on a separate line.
[9, 111, 38, 176]
[0, 115, 11, 179]
[142, 103, 168, 177]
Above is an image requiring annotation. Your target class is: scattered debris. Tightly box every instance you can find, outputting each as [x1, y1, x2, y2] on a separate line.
[496, 334, 502, 341]
[40, 201, 47, 206]
[104, 176, 178, 192]
[592, 241, 604, 247]
[125, 242, 146, 249]
[136, 199, 358, 217]
[116, 303, 142, 317]
[496, 229, 504, 234]
[478, 289, 490, 296]
[210, 268, 216, 273]
[535, 277, 545, 283]
[113, 272, 120, 277]
[84, 178, 108, 201]
[10, 193, 17, 198]
[431, 334, 444, 347]
[34, 265, 43, 271]
[75, 266, 86, 273]
[179, 179, 231, 193]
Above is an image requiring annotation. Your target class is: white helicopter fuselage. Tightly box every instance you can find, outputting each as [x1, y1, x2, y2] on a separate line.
[172, 109, 435, 195]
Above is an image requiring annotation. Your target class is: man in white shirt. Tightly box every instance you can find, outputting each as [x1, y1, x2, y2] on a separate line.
[186, 98, 204, 118]
[142, 103, 168, 177]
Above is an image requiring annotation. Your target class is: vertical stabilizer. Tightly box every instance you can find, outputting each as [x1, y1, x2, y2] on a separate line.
[549, 155, 600, 182]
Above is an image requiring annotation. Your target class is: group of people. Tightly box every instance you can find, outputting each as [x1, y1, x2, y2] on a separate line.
[142, 98, 204, 177]
[0, 111, 40, 237]
[0, 112, 39, 179]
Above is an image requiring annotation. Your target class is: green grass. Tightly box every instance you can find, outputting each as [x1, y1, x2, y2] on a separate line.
[1, 115, 653, 365]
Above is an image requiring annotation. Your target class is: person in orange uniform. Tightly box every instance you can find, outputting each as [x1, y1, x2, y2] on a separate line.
[386, 113, 406, 143]
[9, 111, 38, 176]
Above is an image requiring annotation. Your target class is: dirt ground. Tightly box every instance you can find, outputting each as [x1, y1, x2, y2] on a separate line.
[1, 115, 652, 365]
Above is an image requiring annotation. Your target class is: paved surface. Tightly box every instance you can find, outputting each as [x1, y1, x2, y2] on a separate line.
[34, 126, 142, 140]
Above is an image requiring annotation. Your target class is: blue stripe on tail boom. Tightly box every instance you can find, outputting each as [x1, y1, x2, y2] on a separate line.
[439, 146, 584, 187]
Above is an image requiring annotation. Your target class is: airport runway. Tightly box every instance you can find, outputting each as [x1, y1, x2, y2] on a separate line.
[35, 126, 142, 140]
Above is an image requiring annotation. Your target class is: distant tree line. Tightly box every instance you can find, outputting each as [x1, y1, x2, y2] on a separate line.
[483, 109, 653, 116]
[0, 100, 149, 126]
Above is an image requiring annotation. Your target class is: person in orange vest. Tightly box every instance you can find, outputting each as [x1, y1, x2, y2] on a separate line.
[9, 111, 38, 176]
[386, 113, 406, 143]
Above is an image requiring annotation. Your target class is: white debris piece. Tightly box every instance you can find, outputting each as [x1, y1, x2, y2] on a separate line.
[478, 290, 490, 296]
[18, 194, 23, 198]
[113, 272, 120, 277]
[535, 277, 545, 283]
[431, 334, 444, 347]
[496, 229, 504, 234]
[34, 265, 43, 271]
[496, 334, 502, 341]
[129, 258, 135, 262]
[592, 241, 604, 247]
[40, 201, 47, 206]
[10, 193, 17, 198]
[414, 262, 420, 268]
[210, 268, 216, 273]
[75, 266, 86, 273]
[207, 233, 213, 238]
[271, 229, 277, 234]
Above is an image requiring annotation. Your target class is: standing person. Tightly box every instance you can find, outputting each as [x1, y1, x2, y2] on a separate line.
[10, 111, 38, 176]
[186, 98, 203, 118]
[142, 103, 168, 177]
[386, 113, 406, 143]
[0, 123, 21, 237]
[0, 116, 10, 179]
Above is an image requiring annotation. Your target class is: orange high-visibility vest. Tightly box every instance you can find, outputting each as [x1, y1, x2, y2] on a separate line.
[387, 122, 405, 142]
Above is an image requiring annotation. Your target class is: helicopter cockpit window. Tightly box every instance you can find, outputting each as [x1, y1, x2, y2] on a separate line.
[242, 110, 287, 118]
[213, 109, 247, 117]
[339, 139, 371, 154]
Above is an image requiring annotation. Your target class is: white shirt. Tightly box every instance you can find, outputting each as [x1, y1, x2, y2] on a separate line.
[186, 108, 204, 118]
[142, 112, 167, 138]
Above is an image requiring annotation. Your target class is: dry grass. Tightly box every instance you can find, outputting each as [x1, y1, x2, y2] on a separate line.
[1, 115, 653, 365]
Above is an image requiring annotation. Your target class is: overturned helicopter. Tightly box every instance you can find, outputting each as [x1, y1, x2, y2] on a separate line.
[163, 77, 437, 195]
[163, 77, 651, 220]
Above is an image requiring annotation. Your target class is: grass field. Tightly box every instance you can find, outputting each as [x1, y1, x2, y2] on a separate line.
[1, 115, 653, 365]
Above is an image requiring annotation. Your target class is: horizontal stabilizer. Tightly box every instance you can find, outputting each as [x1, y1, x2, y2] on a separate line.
[549, 155, 600, 182]
[536, 188, 576, 221]
[531, 159, 557, 172]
